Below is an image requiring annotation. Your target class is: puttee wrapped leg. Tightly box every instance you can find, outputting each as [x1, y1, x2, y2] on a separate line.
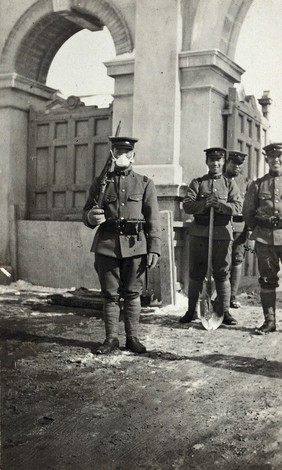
[257, 288, 276, 334]
[123, 297, 146, 353]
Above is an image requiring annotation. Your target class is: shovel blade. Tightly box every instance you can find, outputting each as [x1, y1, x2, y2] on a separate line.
[199, 278, 223, 331]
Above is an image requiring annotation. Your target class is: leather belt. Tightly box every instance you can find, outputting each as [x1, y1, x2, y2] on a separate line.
[101, 219, 146, 235]
[255, 215, 282, 229]
[194, 214, 231, 226]
[233, 215, 244, 223]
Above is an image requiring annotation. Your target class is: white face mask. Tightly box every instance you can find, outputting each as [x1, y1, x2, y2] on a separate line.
[111, 150, 135, 169]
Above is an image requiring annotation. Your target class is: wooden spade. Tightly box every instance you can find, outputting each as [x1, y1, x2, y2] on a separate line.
[199, 206, 224, 330]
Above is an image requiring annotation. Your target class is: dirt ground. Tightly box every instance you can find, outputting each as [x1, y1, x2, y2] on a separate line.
[0, 280, 282, 470]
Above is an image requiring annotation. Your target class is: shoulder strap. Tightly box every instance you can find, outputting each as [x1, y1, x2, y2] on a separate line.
[256, 176, 263, 194]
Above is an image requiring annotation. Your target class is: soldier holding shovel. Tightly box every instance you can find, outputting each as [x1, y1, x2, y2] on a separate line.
[179, 147, 242, 327]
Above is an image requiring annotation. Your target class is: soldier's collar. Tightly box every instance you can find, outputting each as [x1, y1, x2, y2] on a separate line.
[224, 171, 236, 179]
[208, 172, 222, 180]
[269, 170, 282, 177]
[114, 168, 133, 176]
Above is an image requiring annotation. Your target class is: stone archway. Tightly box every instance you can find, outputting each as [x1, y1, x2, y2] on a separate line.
[186, 0, 254, 61]
[220, 0, 254, 59]
[0, 0, 133, 83]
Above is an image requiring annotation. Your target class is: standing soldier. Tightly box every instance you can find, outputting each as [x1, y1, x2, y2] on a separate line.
[179, 147, 242, 326]
[83, 136, 161, 353]
[224, 150, 250, 308]
[243, 142, 282, 334]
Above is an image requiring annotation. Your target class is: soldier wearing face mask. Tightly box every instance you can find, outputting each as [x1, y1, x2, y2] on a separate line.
[83, 136, 161, 354]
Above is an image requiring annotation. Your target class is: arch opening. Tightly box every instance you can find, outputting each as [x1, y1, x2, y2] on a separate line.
[46, 28, 115, 108]
[0, 0, 133, 85]
[235, 0, 282, 142]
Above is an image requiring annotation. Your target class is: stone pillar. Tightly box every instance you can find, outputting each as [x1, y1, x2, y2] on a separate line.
[132, 0, 183, 186]
[179, 50, 244, 182]
[0, 73, 55, 274]
[105, 54, 135, 137]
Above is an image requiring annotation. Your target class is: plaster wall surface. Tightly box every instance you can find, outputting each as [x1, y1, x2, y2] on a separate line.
[17, 221, 99, 289]
[190, 0, 233, 51]
[6, 108, 29, 211]
[133, 0, 181, 166]
[0, 107, 11, 263]
[180, 88, 213, 182]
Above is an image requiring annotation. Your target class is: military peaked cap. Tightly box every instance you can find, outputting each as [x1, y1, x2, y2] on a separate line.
[227, 150, 247, 164]
[263, 142, 282, 155]
[109, 136, 138, 150]
[204, 147, 226, 158]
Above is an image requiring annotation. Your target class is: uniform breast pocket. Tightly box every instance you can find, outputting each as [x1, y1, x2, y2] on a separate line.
[258, 192, 272, 201]
[128, 193, 142, 203]
[103, 195, 117, 206]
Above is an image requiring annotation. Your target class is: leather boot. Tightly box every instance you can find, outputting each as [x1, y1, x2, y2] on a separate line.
[97, 337, 119, 354]
[256, 289, 276, 334]
[179, 310, 197, 323]
[230, 264, 242, 308]
[126, 336, 146, 354]
[223, 311, 238, 325]
[179, 279, 202, 323]
[216, 279, 237, 325]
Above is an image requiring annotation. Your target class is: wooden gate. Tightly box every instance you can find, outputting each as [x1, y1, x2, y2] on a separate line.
[27, 96, 112, 220]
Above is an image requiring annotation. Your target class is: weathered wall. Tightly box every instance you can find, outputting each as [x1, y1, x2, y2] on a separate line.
[17, 221, 98, 288]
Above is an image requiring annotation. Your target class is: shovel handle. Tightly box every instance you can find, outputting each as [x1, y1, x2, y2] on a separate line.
[207, 206, 214, 280]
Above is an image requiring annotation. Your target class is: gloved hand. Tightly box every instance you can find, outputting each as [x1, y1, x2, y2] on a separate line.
[87, 207, 106, 226]
[206, 194, 219, 209]
[147, 252, 159, 269]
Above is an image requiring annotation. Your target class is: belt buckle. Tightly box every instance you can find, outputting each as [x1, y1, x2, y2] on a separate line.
[117, 219, 126, 233]
[271, 216, 279, 228]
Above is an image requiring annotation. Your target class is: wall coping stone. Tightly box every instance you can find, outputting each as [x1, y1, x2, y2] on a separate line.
[0, 73, 56, 99]
[179, 49, 245, 83]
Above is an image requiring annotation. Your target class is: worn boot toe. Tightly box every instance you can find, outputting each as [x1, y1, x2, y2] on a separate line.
[179, 310, 197, 324]
[256, 320, 276, 335]
[222, 312, 237, 325]
[96, 337, 119, 354]
[230, 296, 241, 308]
[126, 337, 146, 354]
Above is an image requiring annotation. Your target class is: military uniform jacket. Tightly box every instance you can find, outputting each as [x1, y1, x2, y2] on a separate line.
[83, 169, 161, 258]
[243, 172, 282, 245]
[183, 173, 242, 240]
[224, 172, 250, 233]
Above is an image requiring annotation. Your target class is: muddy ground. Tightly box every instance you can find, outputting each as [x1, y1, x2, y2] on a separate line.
[0, 280, 282, 470]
